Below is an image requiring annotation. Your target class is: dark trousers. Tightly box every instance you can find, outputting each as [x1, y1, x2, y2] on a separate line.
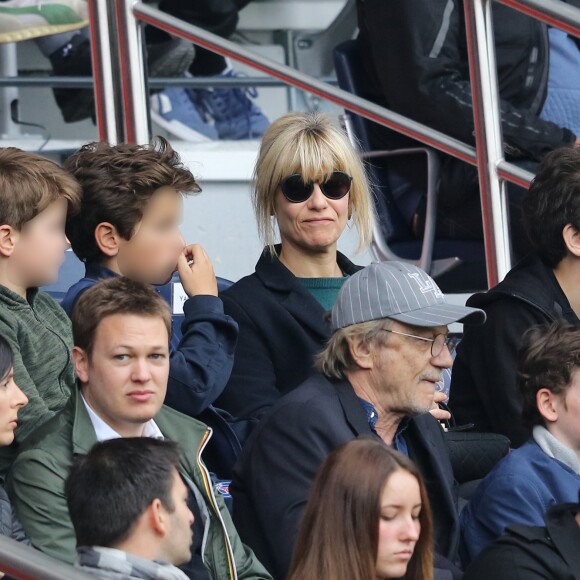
[147, 0, 253, 76]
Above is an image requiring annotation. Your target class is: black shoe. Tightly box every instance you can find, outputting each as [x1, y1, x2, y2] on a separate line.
[50, 34, 195, 123]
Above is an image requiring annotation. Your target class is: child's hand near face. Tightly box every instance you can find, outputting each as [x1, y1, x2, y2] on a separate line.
[177, 244, 218, 297]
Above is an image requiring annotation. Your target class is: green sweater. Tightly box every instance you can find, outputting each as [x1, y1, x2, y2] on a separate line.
[7, 389, 272, 580]
[297, 276, 349, 311]
[0, 285, 74, 475]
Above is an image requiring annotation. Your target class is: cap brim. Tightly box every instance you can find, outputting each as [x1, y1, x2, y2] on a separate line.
[388, 304, 486, 327]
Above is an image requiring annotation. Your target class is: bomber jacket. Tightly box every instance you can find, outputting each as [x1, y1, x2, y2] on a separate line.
[7, 389, 271, 580]
[450, 254, 579, 447]
[0, 285, 75, 475]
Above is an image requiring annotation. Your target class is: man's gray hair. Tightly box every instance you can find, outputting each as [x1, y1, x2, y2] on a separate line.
[315, 319, 392, 379]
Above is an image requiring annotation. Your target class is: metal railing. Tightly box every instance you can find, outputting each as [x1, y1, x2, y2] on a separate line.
[87, 0, 580, 286]
[0, 535, 94, 580]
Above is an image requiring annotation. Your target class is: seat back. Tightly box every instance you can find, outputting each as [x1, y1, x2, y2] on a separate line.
[333, 40, 416, 244]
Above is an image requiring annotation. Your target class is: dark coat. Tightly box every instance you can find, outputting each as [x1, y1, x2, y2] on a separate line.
[216, 247, 361, 420]
[463, 503, 580, 580]
[450, 254, 579, 447]
[231, 373, 459, 579]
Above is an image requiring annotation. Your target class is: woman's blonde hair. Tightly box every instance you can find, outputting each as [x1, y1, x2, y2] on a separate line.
[252, 111, 374, 252]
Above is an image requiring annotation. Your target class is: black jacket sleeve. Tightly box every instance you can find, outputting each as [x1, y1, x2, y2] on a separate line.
[164, 295, 238, 416]
[358, 0, 576, 160]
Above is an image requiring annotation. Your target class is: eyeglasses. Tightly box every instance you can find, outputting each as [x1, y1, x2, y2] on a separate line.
[279, 171, 352, 203]
[379, 329, 460, 358]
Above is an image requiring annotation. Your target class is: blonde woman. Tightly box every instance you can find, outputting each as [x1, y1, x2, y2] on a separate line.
[216, 111, 373, 423]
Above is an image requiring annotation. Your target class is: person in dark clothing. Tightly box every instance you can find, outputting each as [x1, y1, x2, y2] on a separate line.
[62, 138, 238, 422]
[462, 499, 580, 580]
[231, 261, 485, 579]
[216, 111, 374, 422]
[450, 147, 580, 447]
[356, 0, 580, 248]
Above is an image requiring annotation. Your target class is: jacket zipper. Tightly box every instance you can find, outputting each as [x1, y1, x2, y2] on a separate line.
[197, 427, 237, 580]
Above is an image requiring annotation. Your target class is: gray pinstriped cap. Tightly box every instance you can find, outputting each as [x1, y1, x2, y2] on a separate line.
[331, 261, 486, 331]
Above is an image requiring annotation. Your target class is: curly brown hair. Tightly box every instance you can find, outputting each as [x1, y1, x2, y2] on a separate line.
[64, 136, 200, 263]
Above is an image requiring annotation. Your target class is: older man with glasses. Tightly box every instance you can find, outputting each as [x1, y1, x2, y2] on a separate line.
[230, 261, 486, 580]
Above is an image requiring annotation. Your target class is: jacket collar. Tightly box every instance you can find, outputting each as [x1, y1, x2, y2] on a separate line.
[0, 283, 39, 308]
[254, 245, 361, 338]
[469, 253, 577, 322]
[333, 378, 385, 438]
[71, 387, 209, 473]
[71, 388, 99, 455]
[85, 262, 120, 281]
[332, 377, 458, 556]
[545, 503, 580, 574]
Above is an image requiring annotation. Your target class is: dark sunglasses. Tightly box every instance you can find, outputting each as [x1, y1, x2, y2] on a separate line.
[279, 171, 353, 203]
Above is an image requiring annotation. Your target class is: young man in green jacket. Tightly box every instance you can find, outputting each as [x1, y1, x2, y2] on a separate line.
[8, 277, 271, 580]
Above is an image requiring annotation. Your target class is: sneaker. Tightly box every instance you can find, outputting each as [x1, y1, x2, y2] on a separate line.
[198, 69, 270, 140]
[50, 35, 195, 123]
[0, 0, 88, 44]
[151, 87, 218, 142]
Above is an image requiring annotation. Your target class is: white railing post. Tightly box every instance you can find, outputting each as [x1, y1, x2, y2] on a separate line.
[463, 0, 512, 287]
[0, 44, 21, 137]
[115, 0, 150, 144]
[87, 0, 124, 144]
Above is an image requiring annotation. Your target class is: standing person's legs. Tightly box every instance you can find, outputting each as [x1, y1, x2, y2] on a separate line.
[151, 0, 269, 141]
[158, 0, 251, 75]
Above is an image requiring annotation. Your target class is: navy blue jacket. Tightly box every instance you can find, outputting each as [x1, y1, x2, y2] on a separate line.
[217, 247, 362, 421]
[460, 439, 580, 563]
[61, 263, 238, 419]
[231, 373, 459, 579]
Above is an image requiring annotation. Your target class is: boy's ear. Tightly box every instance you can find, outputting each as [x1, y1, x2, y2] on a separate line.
[562, 224, 580, 258]
[536, 387, 559, 423]
[94, 222, 121, 257]
[0, 225, 19, 257]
